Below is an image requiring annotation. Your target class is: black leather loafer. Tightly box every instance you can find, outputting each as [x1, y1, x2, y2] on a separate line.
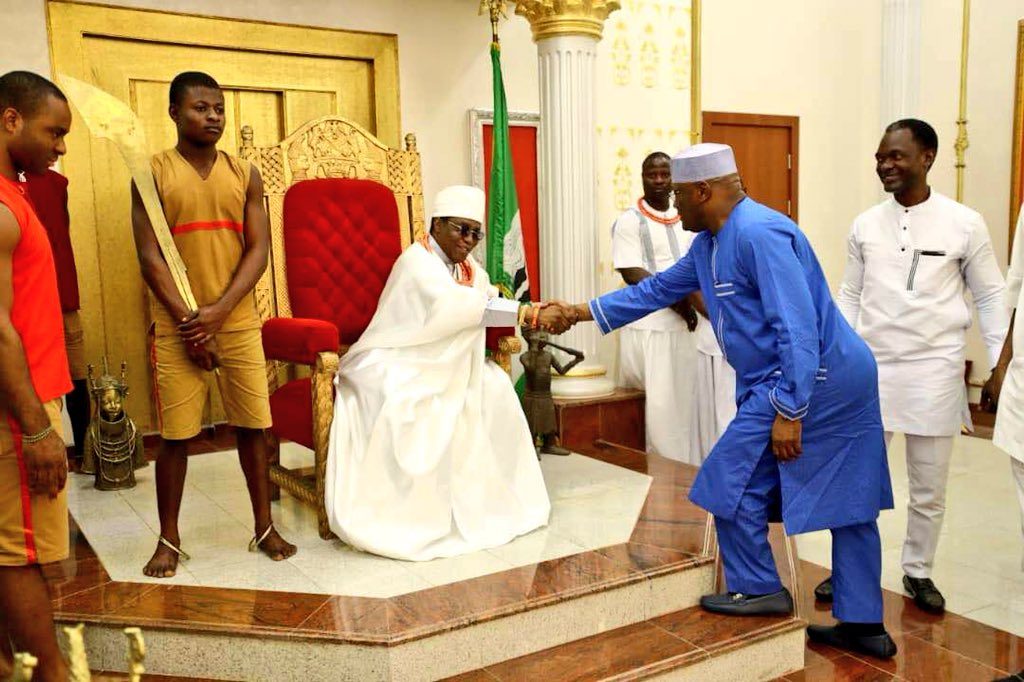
[699, 588, 793, 616]
[806, 624, 897, 659]
[814, 576, 833, 603]
[903, 575, 945, 614]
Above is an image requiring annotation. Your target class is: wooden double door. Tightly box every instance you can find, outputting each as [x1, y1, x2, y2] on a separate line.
[49, 2, 399, 430]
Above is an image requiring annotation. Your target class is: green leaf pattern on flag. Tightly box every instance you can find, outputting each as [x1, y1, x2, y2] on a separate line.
[486, 43, 530, 304]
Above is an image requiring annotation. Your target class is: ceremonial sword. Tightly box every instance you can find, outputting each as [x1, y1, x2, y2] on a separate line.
[58, 75, 198, 313]
[59, 76, 224, 374]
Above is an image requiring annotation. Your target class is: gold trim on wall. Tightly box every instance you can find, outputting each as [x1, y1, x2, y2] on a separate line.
[689, 0, 701, 143]
[953, 0, 971, 202]
[1010, 19, 1024, 252]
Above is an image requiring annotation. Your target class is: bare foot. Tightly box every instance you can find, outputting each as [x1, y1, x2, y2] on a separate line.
[142, 541, 181, 578]
[257, 527, 297, 561]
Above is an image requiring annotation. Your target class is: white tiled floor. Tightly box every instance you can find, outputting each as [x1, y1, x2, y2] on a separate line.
[66, 444, 652, 598]
[796, 434, 1024, 636]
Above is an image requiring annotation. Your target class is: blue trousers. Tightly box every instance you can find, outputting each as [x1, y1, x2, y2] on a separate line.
[713, 447, 884, 623]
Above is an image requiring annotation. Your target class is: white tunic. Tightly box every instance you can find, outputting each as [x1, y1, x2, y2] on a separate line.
[836, 191, 1008, 436]
[611, 201, 734, 462]
[325, 242, 551, 561]
[994, 207, 1024, 464]
[611, 200, 721, 354]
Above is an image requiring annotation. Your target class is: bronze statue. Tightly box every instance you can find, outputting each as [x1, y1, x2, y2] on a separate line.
[81, 359, 146, 490]
[519, 327, 584, 457]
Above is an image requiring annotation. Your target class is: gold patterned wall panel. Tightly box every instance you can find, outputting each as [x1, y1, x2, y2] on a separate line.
[49, 1, 399, 431]
[595, 0, 695, 290]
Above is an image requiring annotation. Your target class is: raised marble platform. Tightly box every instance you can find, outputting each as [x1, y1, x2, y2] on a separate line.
[50, 441, 803, 681]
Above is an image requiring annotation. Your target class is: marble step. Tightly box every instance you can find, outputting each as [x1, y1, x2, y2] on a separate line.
[60, 548, 717, 681]
[442, 605, 807, 682]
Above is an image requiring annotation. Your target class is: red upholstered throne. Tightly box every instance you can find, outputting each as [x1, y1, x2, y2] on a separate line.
[239, 116, 520, 539]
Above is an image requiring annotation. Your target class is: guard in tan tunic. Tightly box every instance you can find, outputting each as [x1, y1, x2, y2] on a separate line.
[132, 72, 295, 578]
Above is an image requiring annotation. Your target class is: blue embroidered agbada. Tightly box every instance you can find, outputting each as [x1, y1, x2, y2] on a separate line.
[591, 198, 894, 536]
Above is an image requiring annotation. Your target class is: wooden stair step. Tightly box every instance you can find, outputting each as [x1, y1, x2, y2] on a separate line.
[443, 605, 806, 682]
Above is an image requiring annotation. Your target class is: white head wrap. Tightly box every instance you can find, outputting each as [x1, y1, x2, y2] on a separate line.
[431, 185, 486, 225]
[670, 143, 738, 183]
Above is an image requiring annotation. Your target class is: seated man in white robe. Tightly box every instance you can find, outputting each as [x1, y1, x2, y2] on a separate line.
[325, 185, 556, 561]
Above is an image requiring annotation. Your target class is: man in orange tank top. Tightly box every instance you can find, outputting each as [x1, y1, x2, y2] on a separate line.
[132, 72, 295, 578]
[0, 70, 73, 682]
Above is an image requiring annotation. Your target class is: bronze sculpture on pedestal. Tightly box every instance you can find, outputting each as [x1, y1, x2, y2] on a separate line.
[519, 327, 584, 457]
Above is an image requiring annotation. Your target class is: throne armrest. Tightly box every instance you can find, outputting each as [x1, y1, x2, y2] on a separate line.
[262, 317, 340, 365]
[486, 327, 521, 376]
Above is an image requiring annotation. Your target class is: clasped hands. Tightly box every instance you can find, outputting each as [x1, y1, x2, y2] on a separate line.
[177, 302, 229, 371]
[529, 301, 582, 335]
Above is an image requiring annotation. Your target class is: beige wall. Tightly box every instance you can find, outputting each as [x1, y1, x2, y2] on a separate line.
[701, 0, 884, 284]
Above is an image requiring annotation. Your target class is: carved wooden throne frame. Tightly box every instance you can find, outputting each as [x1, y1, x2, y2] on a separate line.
[239, 116, 426, 538]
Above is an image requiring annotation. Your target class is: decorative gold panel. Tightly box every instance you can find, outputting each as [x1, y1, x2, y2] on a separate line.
[48, 1, 400, 431]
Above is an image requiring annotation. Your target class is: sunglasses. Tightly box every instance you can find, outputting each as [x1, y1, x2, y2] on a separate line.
[446, 219, 485, 242]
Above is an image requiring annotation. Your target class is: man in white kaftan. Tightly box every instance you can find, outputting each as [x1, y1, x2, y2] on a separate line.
[325, 186, 551, 561]
[983, 204, 1024, 574]
[832, 119, 1008, 612]
[613, 152, 735, 465]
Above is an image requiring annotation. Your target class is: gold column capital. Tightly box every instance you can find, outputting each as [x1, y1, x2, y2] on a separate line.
[514, 0, 621, 42]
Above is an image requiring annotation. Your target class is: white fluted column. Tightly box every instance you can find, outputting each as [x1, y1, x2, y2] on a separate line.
[536, 35, 614, 396]
[517, 0, 620, 397]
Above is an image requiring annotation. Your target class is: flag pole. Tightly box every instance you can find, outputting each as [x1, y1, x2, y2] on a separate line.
[480, 0, 507, 45]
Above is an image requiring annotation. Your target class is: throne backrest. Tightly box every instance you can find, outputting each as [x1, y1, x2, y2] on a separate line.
[239, 115, 426, 324]
[282, 178, 402, 345]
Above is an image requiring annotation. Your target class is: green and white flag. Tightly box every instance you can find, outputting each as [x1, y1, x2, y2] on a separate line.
[486, 42, 529, 304]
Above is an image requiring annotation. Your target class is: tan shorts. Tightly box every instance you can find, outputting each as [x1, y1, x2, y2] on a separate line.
[63, 311, 87, 381]
[151, 328, 272, 440]
[0, 400, 68, 566]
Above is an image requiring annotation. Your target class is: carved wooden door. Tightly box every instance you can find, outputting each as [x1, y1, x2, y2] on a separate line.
[50, 2, 399, 430]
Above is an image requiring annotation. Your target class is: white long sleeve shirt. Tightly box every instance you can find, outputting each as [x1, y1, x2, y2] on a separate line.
[835, 190, 1008, 435]
[837, 191, 1007, 366]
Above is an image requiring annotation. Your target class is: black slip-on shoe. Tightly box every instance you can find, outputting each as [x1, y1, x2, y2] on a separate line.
[806, 624, 897, 659]
[903, 575, 946, 614]
[699, 588, 793, 616]
[991, 670, 1024, 682]
[814, 576, 834, 603]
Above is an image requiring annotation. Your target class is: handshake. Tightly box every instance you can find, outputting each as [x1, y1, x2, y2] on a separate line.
[520, 301, 584, 335]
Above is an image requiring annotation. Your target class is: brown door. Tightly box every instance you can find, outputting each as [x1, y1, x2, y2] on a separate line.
[702, 112, 799, 220]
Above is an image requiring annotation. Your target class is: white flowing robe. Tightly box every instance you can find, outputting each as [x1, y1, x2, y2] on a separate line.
[325, 242, 550, 561]
[995, 208, 1024, 466]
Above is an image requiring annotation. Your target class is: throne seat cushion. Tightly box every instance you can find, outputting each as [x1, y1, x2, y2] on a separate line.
[268, 378, 314, 449]
[262, 317, 339, 365]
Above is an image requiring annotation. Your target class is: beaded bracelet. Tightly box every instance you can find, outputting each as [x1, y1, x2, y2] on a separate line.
[23, 424, 54, 445]
[518, 304, 530, 327]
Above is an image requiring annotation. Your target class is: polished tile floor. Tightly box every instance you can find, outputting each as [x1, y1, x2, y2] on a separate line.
[796, 432, 1024, 638]
[65, 444, 652, 598]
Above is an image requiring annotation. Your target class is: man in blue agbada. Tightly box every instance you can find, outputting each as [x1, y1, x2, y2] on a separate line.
[560, 143, 897, 659]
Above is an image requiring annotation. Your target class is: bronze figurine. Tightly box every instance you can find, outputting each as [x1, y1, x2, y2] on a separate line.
[519, 327, 584, 457]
